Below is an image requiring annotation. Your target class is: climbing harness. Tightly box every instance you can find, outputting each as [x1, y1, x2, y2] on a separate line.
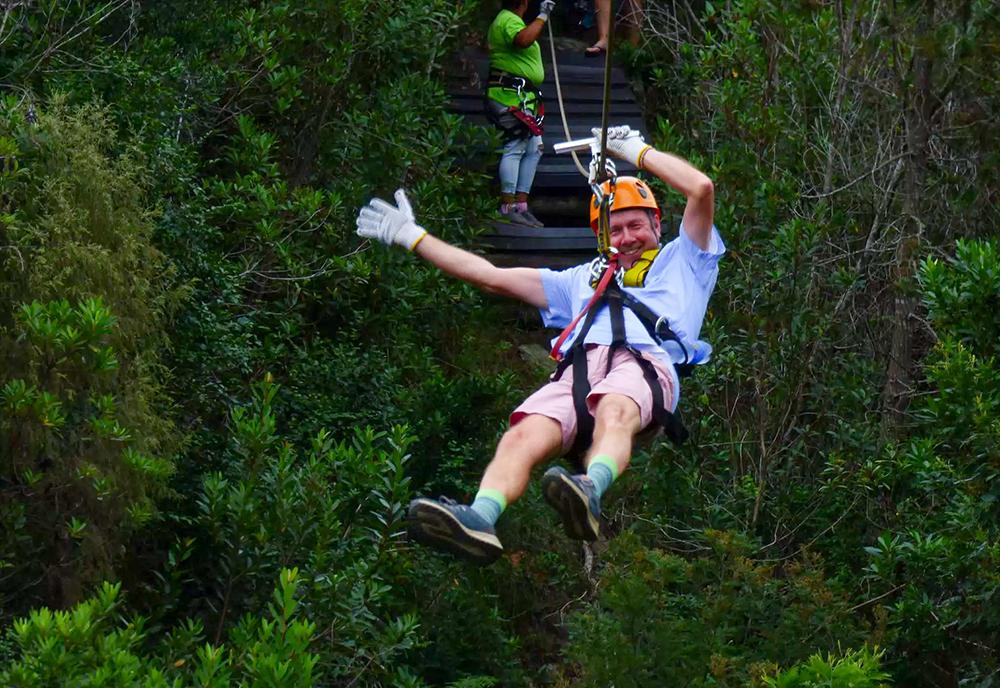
[549, 271, 693, 463]
[484, 68, 545, 141]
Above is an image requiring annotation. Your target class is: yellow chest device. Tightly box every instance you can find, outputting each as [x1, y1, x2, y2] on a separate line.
[590, 248, 660, 289]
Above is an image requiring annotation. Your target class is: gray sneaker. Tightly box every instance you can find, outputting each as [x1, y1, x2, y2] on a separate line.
[541, 467, 601, 541]
[408, 497, 503, 565]
[519, 209, 545, 228]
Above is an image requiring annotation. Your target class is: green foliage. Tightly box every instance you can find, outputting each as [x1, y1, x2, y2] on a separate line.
[0, 99, 179, 611]
[129, 373, 424, 684]
[565, 531, 868, 687]
[920, 238, 1000, 358]
[1, 298, 175, 608]
[848, 238, 1000, 684]
[762, 646, 891, 688]
[0, 0, 996, 684]
[0, 569, 319, 687]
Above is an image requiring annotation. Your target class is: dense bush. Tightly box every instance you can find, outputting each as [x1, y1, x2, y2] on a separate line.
[0, 570, 319, 687]
[0, 100, 180, 612]
[0, 0, 996, 684]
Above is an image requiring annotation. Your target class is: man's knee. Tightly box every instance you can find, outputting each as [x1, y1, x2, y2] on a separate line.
[593, 394, 642, 433]
[501, 414, 561, 447]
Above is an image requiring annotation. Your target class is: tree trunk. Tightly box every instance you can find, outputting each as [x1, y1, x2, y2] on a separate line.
[883, 2, 935, 429]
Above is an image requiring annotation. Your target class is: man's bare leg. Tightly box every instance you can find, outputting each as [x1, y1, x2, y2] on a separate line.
[480, 413, 564, 504]
[585, 393, 642, 474]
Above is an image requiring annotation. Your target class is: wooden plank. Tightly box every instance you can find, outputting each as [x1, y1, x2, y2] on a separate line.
[448, 81, 634, 102]
[487, 224, 593, 238]
[449, 96, 642, 117]
[479, 234, 597, 251]
[453, 56, 629, 85]
[456, 114, 646, 134]
[535, 160, 638, 174]
[480, 222, 596, 252]
[482, 251, 592, 269]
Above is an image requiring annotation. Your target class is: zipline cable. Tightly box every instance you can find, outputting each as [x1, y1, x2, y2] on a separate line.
[594, 6, 616, 256]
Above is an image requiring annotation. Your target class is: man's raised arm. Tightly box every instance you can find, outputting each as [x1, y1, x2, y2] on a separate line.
[596, 126, 715, 249]
[356, 189, 548, 309]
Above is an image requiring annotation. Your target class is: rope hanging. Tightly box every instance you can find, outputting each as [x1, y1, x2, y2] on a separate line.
[547, 8, 621, 361]
[545, 19, 588, 178]
[594, 5, 617, 257]
[546, 5, 617, 257]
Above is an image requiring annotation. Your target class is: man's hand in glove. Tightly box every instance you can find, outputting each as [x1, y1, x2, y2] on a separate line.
[355, 189, 428, 251]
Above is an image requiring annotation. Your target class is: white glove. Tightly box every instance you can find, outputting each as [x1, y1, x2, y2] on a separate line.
[538, 0, 556, 21]
[590, 125, 653, 168]
[355, 189, 428, 251]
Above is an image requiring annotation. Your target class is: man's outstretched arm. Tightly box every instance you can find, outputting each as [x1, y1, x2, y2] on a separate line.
[356, 189, 548, 310]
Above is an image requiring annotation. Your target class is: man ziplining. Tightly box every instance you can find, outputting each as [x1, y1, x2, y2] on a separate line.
[356, 126, 725, 565]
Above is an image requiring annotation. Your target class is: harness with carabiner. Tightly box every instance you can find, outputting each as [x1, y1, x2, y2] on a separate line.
[548, 179, 693, 464]
[485, 68, 545, 139]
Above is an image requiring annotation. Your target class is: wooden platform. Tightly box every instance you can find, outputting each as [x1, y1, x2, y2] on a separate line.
[447, 41, 648, 268]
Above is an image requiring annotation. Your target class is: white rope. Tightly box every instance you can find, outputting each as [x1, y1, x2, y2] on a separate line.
[546, 19, 589, 179]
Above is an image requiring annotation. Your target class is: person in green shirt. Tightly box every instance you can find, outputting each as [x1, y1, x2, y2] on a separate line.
[485, 0, 555, 228]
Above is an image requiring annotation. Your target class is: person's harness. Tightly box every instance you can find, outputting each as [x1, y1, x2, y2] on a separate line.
[548, 249, 694, 464]
[484, 68, 545, 140]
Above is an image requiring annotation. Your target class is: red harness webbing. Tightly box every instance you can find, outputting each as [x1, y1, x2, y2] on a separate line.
[549, 253, 619, 361]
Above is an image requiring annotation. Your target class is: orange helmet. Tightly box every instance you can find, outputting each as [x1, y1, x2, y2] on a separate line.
[589, 176, 660, 233]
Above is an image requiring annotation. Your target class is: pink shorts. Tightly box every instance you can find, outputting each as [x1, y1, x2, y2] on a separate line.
[510, 345, 676, 452]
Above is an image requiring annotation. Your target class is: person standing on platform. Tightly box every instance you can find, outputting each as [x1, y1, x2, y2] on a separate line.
[485, 0, 555, 228]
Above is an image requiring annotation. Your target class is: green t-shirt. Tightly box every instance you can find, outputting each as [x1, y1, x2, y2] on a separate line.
[487, 9, 544, 110]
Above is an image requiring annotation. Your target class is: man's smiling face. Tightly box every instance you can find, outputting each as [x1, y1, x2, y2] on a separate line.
[609, 208, 661, 267]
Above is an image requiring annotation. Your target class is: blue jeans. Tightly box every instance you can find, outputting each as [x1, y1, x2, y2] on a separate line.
[498, 134, 543, 195]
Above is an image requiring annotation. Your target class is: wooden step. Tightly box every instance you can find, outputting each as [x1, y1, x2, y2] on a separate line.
[479, 222, 595, 252]
[449, 94, 642, 117]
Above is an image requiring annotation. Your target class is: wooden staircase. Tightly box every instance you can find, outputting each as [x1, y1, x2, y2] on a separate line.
[447, 42, 648, 267]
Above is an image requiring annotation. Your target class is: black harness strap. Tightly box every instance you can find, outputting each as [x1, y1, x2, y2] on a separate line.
[551, 279, 692, 467]
[631, 347, 689, 444]
[618, 290, 696, 379]
[605, 282, 627, 373]
[554, 290, 606, 461]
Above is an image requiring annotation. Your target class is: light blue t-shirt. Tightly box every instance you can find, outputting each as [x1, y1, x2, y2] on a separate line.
[539, 224, 726, 402]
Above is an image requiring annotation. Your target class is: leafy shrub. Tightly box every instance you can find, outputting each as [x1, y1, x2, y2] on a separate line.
[0, 569, 319, 687]
[762, 647, 891, 688]
[853, 238, 1000, 684]
[0, 99, 179, 611]
[564, 531, 869, 687]
[920, 238, 1000, 359]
